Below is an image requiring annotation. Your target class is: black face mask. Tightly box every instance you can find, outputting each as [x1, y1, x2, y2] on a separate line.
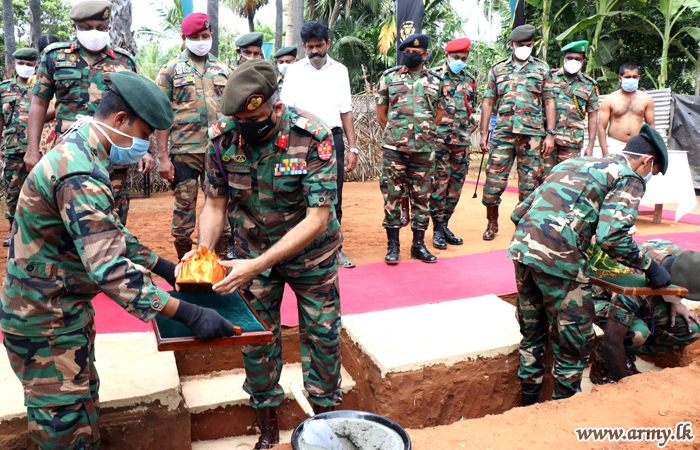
[402, 52, 424, 69]
[237, 109, 277, 144]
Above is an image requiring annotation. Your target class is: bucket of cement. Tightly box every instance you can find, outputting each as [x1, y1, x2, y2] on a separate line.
[291, 410, 411, 450]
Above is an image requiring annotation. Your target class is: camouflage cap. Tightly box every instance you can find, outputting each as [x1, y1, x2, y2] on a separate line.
[638, 123, 668, 174]
[562, 40, 589, 54]
[69, 0, 112, 22]
[220, 60, 277, 115]
[12, 48, 40, 62]
[671, 251, 700, 301]
[509, 24, 536, 42]
[274, 45, 297, 59]
[110, 71, 174, 130]
[236, 32, 264, 48]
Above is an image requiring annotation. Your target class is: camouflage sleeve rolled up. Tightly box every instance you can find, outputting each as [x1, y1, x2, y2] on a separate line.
[541, 67, 555, 101]
[30, 52, 56, 101]
[303, 135, 338, 208]
[55, 176, 169, 321]
[375, 74, 389, 106]
[435, 78, 446, 111]
[155, 65, 173, 101]
[595, 177, 651, 271]
[586, 85, 599, 112]
[483, 66, 497, 101]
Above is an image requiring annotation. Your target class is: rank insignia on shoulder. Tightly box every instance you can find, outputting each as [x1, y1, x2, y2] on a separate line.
[234, 155, 246, 163]
[222, 155, 231, 162]
[275, 158, 307, 176]
[277, 134, 287, 149]
[317, 140, 333, 161]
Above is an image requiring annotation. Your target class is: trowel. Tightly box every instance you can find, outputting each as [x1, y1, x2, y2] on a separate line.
[289, 383, 344, 450]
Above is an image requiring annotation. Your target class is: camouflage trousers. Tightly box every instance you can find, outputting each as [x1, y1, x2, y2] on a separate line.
[482, 130, 543, 207]
[593, 295, 700, 368]
[240, 252, 342, 409]
[3, 321, 100, 449]
[3, 154, 28, 221]
[430, 143, 469, 222]
[514, 261, 595, 400]
[171, 154, 230, 243]
[380, 147, 435, 231]
[541, 145, 580, 183]
[110, 167, 129, 227]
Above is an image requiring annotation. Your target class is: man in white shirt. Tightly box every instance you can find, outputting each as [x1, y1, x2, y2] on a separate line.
[281, 19, 358, 269]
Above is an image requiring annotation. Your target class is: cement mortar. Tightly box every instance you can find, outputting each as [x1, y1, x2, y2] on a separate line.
[299, 418, 404, 450]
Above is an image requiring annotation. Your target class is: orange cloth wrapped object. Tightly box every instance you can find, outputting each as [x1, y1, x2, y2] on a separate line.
[176, 246, 226, 293]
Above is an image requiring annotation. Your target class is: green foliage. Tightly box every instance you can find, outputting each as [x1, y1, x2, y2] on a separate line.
[254, 20, 275, 43]
[137, 0, 184, 41]
[137, 41, 181, 80]
[218, 26, 241, 67]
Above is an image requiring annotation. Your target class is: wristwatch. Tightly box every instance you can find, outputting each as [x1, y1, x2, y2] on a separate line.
[348, 148, 359, 154]
[546, 129, 557, 136]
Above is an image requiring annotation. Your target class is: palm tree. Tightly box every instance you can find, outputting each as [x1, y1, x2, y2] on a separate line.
[3, 0, 16, 77]
[137, 0, 184, 42]
[110, 0, 137, 55]
[275, 0, 283, 51]
[223, 0, 270, 33]
[208, 0, 219, 56]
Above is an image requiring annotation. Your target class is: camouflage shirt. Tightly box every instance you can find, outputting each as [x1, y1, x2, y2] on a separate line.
[0, 123, 169, 337]
[0, 77, 31, 154]
[551, 68, 599, 149]
[156, 51, 231, 154]
[375, 66, 446, 153]
[435, 63, 477, 146]
[205, 106, 342, 274]
[509, 155, 652, 283]
[484, 56, 554, 136]
[30, 41, 137, 134]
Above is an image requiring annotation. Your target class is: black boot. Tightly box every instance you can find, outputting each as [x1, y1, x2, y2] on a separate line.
[410, 230, 437, 263]
[3, 219, 13, 247]
[226, 237, 239, 260]
[385, 228, 400, 265]
[521, 384, 542, 406]
[442, 219, 463, 245]
[432, 219, 447, 250]
[253, 407, 279, 449]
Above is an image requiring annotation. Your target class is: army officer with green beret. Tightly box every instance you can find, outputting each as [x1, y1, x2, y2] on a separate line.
[273, 45, 298, 91]
[1, 71, 235, 450]
[542, 40, 599, 181]
[0, 48, 40, 247]
[235, 31, 266, 66]
[197, 60, 343, 449]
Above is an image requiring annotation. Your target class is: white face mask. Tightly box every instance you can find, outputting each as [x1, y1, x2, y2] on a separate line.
[513, 45, 532, 61]
[186, 38, 212, 57]
[76, 29, 110, 53]
[563, 59, 583, 75]
[277, 63, 290, 76]
[15, 63, 36, 79]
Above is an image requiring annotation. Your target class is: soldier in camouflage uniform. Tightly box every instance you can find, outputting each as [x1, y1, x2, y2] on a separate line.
[480, 25, 556, 241]
[590, 239, 700, 384]
[376, 33, 445, 264]
[273, 45, 298, 92]
[508, 124, 670, 404]
[1, 71, 234, 450]
[542, 40, 599, 181]
[156, 13, 232, 261]
[197, 61, 342, 450]
[25, 1, 152, 227]
[0, 48, 39, 247]
[430, 37, 476, 250]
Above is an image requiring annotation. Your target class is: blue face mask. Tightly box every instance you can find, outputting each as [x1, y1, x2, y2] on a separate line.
[644, 172, 653, 184]
[93, 121, 151, 166]
[449, 59, 466, 74]
[621, 78, 638, 92]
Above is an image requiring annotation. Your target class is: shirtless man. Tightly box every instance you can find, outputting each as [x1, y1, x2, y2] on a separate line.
[598, 62, 655, 156]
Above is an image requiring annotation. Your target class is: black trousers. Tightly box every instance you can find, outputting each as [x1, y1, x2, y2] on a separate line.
[332, 127, 345, 225]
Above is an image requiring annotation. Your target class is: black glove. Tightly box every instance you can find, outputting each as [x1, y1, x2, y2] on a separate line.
[152, 258, 177, 288]
[645, 260, 672, 289]
[171, 299, 235, 341]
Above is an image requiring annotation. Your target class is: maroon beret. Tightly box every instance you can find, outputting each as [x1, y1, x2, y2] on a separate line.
[445, 38, 471, 53]
[181, 12, 210, 37]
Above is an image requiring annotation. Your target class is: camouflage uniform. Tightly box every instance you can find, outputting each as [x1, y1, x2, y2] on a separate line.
[376, 66, 445, 231]
[482, 56, 554, 205]
[0, 77, 31, 222]
[430, 64, 476, 223]
[156, 50, 231, 245]
[542, 68, 598, 180]
[593, 239, 700, 367]
[1, 123, 170, 449]
[205, 106, 343, 408]
[509, 155, 652, 399]
[30, 41, 138, 225]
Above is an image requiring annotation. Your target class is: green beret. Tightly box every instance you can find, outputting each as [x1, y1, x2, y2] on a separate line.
[638, 123, 668, 175]
[274, 46, 297, 59]
[220, 60, 277, 116]
[509, 24, 536, 42]
[671, 251, 700, 301]
[562, 40, 589, 54]
[69, 0, 112, 22]
[110, 71, 173, 130]
[235, 32, 264, 48]
[12, 48, 40, 62]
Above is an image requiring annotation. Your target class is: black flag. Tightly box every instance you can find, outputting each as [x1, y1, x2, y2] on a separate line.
[396, 0, 425, 65]
[510, 0, 525, 28]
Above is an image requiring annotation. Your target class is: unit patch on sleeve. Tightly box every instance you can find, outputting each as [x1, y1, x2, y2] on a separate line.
[317, 140, 333, 161]
[275, 158, 307, 176]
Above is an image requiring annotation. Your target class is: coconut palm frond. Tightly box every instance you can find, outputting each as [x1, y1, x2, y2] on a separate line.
[377, 17, 396, 55]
